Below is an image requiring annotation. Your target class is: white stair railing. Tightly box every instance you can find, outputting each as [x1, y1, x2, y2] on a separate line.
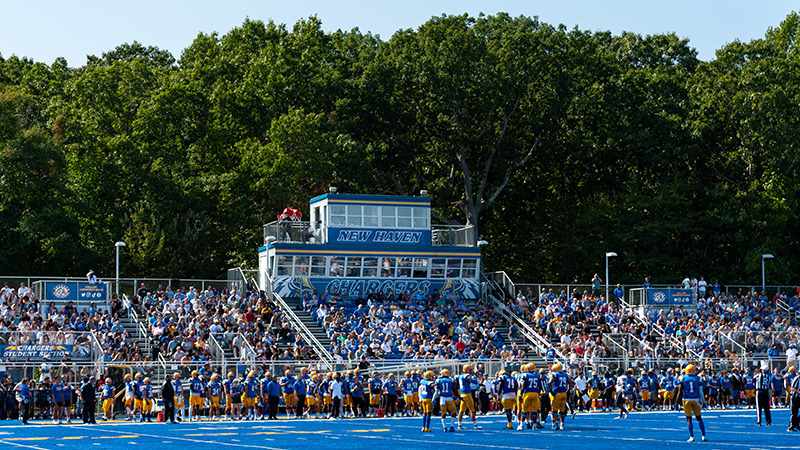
[248, 273, 334, 370]
[481, 273, 568, 367]
[270, 291, 334, 370]
[89, 330, 105, 376]
[208, 333, 226, 371]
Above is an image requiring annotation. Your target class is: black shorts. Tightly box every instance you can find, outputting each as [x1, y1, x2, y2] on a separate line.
[721, 389, 731, 397]
[55, 401, 64, 407]
[615, 393, 626, 407]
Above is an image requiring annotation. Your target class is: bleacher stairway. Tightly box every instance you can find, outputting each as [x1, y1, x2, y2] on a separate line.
[119, 309, 153, 358]
[281, 297, 333, 355]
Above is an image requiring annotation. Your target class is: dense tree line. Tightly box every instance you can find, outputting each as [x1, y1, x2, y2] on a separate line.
[1, 13, 798, 286]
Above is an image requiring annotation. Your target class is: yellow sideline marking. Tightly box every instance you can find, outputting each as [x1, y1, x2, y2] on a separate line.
[5, 438, 49, 441]
[61, 436, 86, 439]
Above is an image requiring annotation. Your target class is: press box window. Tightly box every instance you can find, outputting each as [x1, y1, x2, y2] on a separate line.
[462, 259, 477, 278]
[430, 259, 445, 278]
[412, 258, 428, 278]
[330, 205, 346, 226]
[329, 257, 345, 276]
[311, 256, 327, 277]
[397, 258, 412, 277]
[346, 257, 362, 277]
[381, 258, 395, 277]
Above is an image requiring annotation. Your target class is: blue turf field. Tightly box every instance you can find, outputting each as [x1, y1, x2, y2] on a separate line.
[1, 409, 799, 450]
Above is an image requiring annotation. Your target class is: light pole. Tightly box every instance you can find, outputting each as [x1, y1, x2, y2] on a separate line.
[115, 241, 127, 298]
[605, 252, 617, 302]
[762, 253, 774, 294]
[477, 238, 489, 297]
[477, 237, 489, 275]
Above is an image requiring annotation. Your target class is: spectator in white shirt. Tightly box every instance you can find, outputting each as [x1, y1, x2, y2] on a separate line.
[86, 270, 98, 284]
[697, 277, 707, 299]
[787, 343, 798, 370]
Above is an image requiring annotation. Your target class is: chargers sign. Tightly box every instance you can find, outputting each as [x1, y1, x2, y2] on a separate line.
[331, 228, 430, 246]
[273, 277, 480, 299]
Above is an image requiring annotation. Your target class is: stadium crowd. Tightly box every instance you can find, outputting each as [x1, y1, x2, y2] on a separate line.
[130, 281, 317, 365]
[303, 289, 523, 363]
[0, 281, 148, 366]
[498, 281, 800, 373]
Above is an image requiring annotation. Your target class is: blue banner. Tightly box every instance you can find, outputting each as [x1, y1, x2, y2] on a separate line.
[327, 228, 431, 246]
[647, 288, 694, 306]
[272, 276, 480, 299]
[44, 282, 107, 302]
[0, 344, 91, 359]
[78, 283, 107, 301]
[46, 282, 77, 301]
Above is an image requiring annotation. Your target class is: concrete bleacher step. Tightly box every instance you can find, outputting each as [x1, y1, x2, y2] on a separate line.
[118, 315, 152, 355]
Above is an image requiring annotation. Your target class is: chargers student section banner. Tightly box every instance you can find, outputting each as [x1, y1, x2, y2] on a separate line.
[0, 344, 91, 359]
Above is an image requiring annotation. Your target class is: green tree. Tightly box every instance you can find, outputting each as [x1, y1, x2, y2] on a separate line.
[0, 88, 84, 274]
[362, 14, 574, 243]
[689, 12, 800, 284]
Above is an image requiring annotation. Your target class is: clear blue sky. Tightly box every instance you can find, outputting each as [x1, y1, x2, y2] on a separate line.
[1, 0, 796, 66]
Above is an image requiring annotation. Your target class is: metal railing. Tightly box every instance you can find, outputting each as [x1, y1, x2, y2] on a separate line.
[481, 272, 568, 367]
[487, 271, 517, 298]
[126, 299, 151, 349]
[270, 291, 334, 370]
[249, 271, 334, 370]
[227, 267, 258, 295]
[651, 322, 701, 358]
[602, 334, 631, 367]
[264, 220, 325, 245]
[1, 351, 792, 388]
[1, 275, 228, 307]
[718, 331, 749, 368]
[723, 330, 800, 354]
[208, 333, 226, 371]
[237, 332, 256, 362]
[89, 330, 105, 376]
[430, 225, 474, 247]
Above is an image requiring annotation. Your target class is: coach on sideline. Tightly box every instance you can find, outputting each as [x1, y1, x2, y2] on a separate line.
[162, 376, 176, 423]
